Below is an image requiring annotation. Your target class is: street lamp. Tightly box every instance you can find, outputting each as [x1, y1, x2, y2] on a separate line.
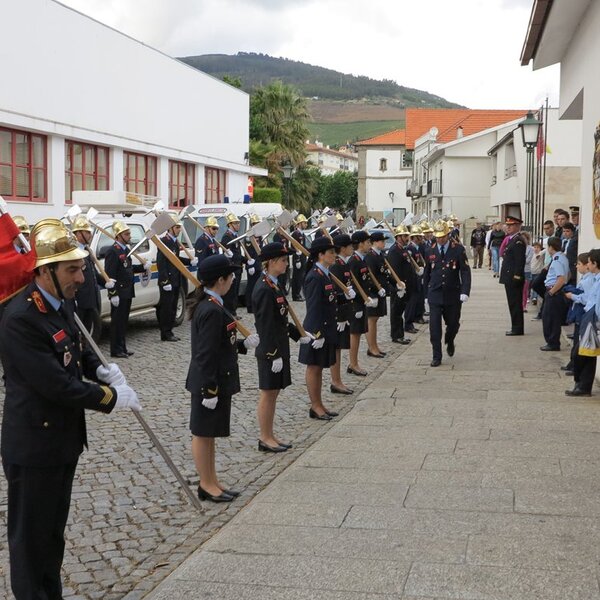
[282, 162, 294, 206]
[518, 111, 542, 235]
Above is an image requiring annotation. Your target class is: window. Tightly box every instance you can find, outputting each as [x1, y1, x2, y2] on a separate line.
[65, 141, 109, 203]
[204, 167, 226, 204]
[0, 127, 47, 202]
[169, 160, 195, 208]
[123, 151, 157, 196]
[379, 158, 387, 172]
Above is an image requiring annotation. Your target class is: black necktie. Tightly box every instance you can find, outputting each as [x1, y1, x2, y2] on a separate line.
[440, 246, 445, 260]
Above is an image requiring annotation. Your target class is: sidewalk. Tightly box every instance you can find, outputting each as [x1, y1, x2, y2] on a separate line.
[146, 271, 600, 600]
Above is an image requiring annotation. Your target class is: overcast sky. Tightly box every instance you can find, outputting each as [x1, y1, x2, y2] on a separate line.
[59, 0, 559, 110]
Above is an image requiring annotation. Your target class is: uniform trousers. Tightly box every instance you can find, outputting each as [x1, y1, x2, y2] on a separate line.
[404, 281, 422, 326]
[390, 292, 408, 340]
[223, 271, 240, 315]
[504, 282, 524, 334]
[292, 263, 305, 300]
[542, 292, 567, 348]
[429, 301, 461, 362]
[158, 286, 179, 338]
[3, 460, 77, 600]
[110, 297, 132, 354]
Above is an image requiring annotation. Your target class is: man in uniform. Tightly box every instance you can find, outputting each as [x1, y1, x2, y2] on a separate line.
[423, 220, 471, 366]
[244, 214, 263, 313]
[499, 215, 526, 336]
[387, 225, 413, 344]
[220, 212, 245, 314]
[291, 214, 308, 301]
[404, 225, 425, 333]
[104, 220, 151, 358]
[194, 216, 221, 263]
[0, 218, 140, 600]
[71, 215, 114, 333]
[157, 212, 197, 341]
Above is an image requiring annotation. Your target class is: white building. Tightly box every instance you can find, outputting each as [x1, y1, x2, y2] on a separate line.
[305, 142, 358, 176]
[521, 0, 600, 255]
[0, 0, 265, 224]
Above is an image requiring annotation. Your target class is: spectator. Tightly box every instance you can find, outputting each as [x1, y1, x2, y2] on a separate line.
[488, 222, 505, 278]
[554, 209, 569, 239]
[562, 222, 578, 281]
[522, 231, 534, 311]
[470, 223, 486, 269]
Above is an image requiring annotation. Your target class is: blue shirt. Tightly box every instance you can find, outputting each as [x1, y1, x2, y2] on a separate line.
[36, 283, 61, 312]
[583, 272, 600, 317]
[267, 273, 279, 286]
[545, 251, 570, 287]
[572, 272, 595, 306]
[205, 289, 223, 304]
[315, 261, 330, 277]
[116, 240, 127, 251]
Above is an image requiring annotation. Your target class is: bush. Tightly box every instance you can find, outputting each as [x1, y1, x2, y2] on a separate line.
[253, 188, 282, 204]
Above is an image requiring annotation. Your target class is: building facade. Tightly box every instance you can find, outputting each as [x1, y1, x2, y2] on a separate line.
[0, 0, 265, 224]
[305, 142, 358, 175]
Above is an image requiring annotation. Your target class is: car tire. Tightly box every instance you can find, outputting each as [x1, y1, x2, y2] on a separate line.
[174, 286, 186, 326]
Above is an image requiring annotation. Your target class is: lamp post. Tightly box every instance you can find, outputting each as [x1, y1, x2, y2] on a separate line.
[282, 162, 294, 207]
[518, 111, 542, 236]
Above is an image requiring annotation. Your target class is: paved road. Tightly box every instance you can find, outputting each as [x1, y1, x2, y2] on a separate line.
[146, 270, 600, 600]
[0, 288, 417, 599]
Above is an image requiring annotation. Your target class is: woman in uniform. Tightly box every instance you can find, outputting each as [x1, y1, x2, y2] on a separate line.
[252, 242, 312, 451]
[365, 230, 390, 358]
[186, 255, 259, 502]
[299, 237, 339, 420]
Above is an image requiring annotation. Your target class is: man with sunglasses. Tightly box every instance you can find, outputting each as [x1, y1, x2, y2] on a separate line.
[194, 217, 221, 264]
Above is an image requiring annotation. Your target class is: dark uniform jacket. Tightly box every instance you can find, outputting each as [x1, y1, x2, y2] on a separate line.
[302, 265, 337, 343]
[104, 242, 146, 300]
[423, 240, 471, 305]
[365, 249, 389, 293]
[499, 233, 526, 286]
[221, 228, 243, 268]
[194, 232, 219, 263]
[185, 295, 247, 399]
[348, 252, 376, 308]
[407, 242, 425, 267]
[76, 251, 103, 310]
[330, 257, 353, 323]
[157, 233, 189, 289]
[387, 242, 416, 293]
[0, 283, 117, 466]
[252, 275, 300, 361]
[291, 229, 307, 250]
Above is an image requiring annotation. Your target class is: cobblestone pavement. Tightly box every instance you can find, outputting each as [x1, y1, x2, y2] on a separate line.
[0, 295, 420, 599]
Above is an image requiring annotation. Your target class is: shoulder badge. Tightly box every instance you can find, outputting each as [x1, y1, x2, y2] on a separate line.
[30, 291, 47, 313]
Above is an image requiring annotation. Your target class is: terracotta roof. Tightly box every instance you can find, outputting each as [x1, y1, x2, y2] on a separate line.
[405, 109, 529, 149]
[354, 129, 406, 146]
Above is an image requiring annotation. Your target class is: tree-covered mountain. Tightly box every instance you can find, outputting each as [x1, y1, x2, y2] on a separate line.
[178, 52, 463, 108]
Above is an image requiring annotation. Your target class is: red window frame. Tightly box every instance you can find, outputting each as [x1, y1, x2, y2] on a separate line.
[123, 151, 157, 196]
[65, 141, 110, 203]
[204, 167, 226, 204]
[169, 160, 195, 208]
[0, 126, 47, 202]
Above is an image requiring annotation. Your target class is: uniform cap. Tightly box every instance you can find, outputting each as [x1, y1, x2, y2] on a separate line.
[204, 216, 219, 228]
[13, 216, 30, 235]
[370, 230, 386, 242]
[197, 254, 236, 282]
[334, 233, 352, 248]
[258, 242, 293, 262]
[225, 212, 240, 225]
[504, 215, 523, 225]
[309, 236, 336, 255]
[31, 218, 88, 268]
[432, 219, 450, 238]
[351, 230, 371, 244]
[71, 215, 93, 233]
[112, 220, 130, 236]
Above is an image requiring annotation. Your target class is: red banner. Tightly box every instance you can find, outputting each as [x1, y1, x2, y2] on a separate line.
[0, 213, 35, 303]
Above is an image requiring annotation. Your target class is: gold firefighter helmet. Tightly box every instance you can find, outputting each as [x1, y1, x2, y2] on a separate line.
[204, 216, 219, 228]
[446, 219, 454, 229]
[336, 213, 343, 221]
[225, 212, 240, 225]
[249, 214, 261, 225]
[13, 216, 30, 235]
[295, 214, 308, 224]
[112, 220, 130, 237]
[70, 215, 93, 233]
[394, 224, 409, 236]
[409, 225, 422, 237]
[30, 218, 88, 268]
[449, 214, 458, 222]
[420, 221, 433, 233]
[167, 211, 180, 225]
[433, 219, 450, 238]
[318, 215, 327, 224]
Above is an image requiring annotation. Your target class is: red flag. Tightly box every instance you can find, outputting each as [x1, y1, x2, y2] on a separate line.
[0, 213, 36, 303]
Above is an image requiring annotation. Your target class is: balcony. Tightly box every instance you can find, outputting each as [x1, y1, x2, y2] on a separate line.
[504, 165, 517, 179]
[406, 179, 421, 198]
[426, 179, 442, 197]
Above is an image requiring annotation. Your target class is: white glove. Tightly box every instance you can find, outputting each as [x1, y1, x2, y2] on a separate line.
[110, 296, 120, 308]
[295, 251, 302, 257]
[355, 310, 363, 319]
[248, 267, 255, 276]
[365, 297, 378, 308]
[337, 321, 348, 332]
[344, 287, 356, 300]
[96, 363, 126, 386]
[271, 357, 283, 373]
[396, 283, 404, 291]
[311, 337, 325, 350]
[295, 261, 301, 269]
[243, 333, 260, 349]
[377, 287, 386, 297]
[460, 294, 469, 303]
[299, 332, 315, 344]
[144, 260, 152, 271]
[248, 258, 255, 266]
[162, 283, 173, 292]
[202, 397, 218, 410]
[397, 288, 406, 298]
[190, 257, 198, 267]
[105, 279, 116, 290]
[224, 249, 233, 259]
[417, 267, 424, 276]
[114, 385, 142, 411]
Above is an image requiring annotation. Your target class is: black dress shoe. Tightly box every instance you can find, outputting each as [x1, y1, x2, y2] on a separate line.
[564, 370, 574, 377]
[330, 384, 354, 395]
[560, 365, 572, 371]
[221, 488, 241, 497]
[126, 351, 134, 356]
[392, 338, 410, 345]
[540, 345, 560, 351]
[565, 388, 592, 397]
[446, 340, 455, 357]
[405, 327, 419, 334]
[197, 485, 234, 503]
[430, 359, 442, 367]
[347, 366, 368, 376]
[309, 408, 332, 421]
[277, 442, 293, 449]
[258, 440, 287, 452]
[111, 352, 129, 358]
[325, 409, 339, 417]
[505, 331, 524, 336]
[367, 350, 385, 358]
[416, 318, 429, 324]
[161, 336, 179, 342]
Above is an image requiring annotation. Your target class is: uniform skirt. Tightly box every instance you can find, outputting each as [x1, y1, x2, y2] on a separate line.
[257, 357, 292, 390]
[336, 325, 350, 350]
[298, 340, 337, 368]
[349, 307, 368, 334]
[190, 393, 231, 438]
[367, 296, 387, 318]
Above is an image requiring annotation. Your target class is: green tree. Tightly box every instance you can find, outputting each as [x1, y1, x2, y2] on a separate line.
[317, 170, 358, 212]
[222, 75, 242, 89]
